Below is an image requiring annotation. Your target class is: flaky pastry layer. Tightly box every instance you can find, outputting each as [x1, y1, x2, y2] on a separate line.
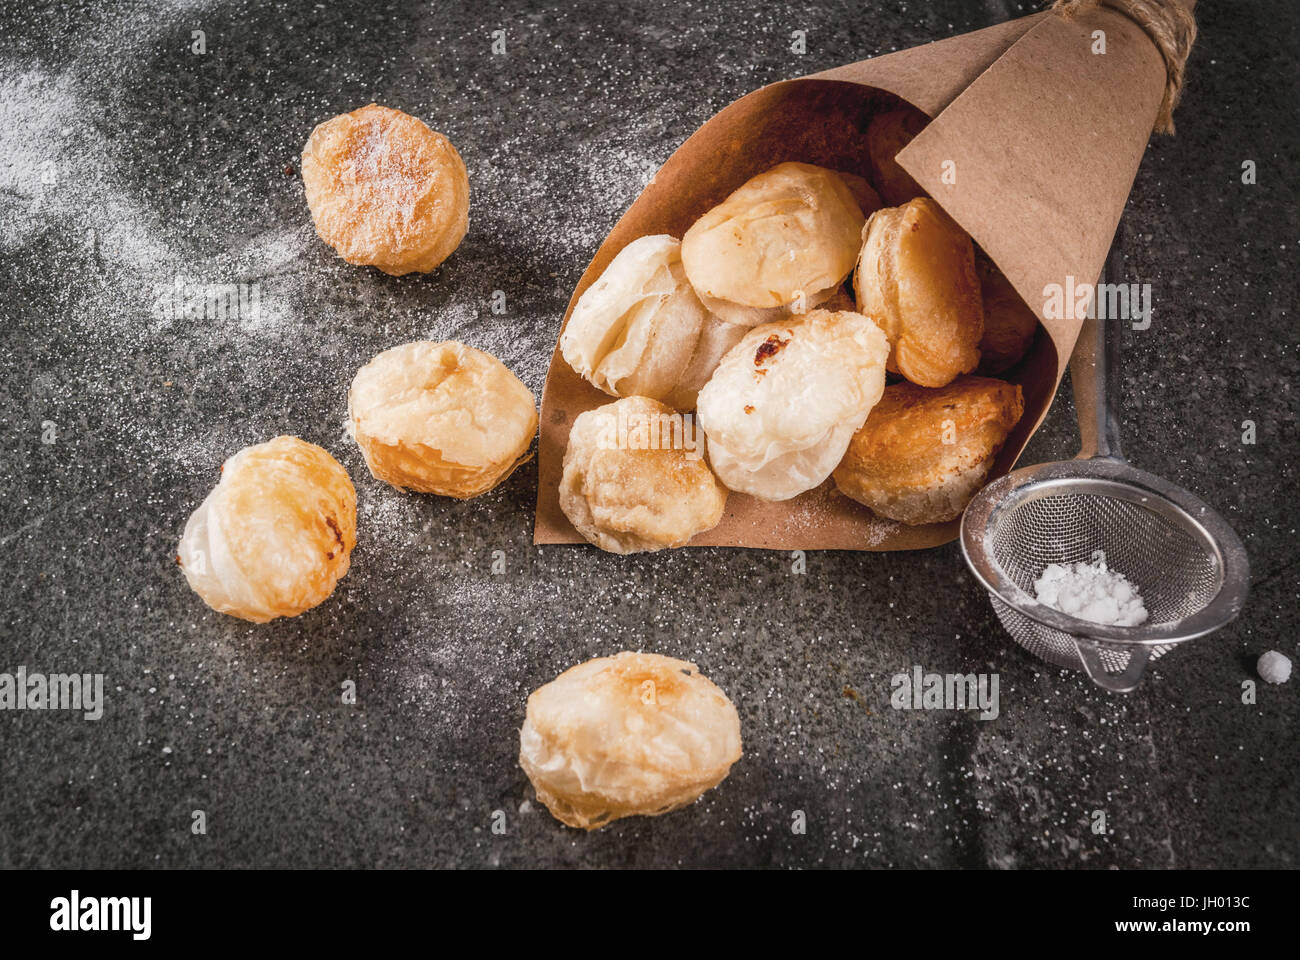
[302, 103, 469, 276]
[178, 436, 357, 622]
[833, 376, 1024, 525]
[519, 652, 742, 830]
[349, 341, 537, 498]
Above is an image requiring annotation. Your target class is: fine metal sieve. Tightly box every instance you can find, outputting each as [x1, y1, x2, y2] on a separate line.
[960, 242, 1250, 692]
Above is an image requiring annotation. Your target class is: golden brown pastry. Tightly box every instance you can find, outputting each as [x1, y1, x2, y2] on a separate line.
[819, 284, 857, 313]
[976, 256, 1039, 375]
[178, 436, 357, 623]
[560, 235, 745, 411]
[854, 198, 984, 388]
[681, 162, 865, 326]
[348, 341, 537, 498]
[301, 103, 469, 276]
[560, 395, 726, 553]
[834, 170, 883, 219]
[519, 652, 742, 830]
[696, 309, 889, 501]
[866, 105, 930, 205]
[833, 376, 1024, 525]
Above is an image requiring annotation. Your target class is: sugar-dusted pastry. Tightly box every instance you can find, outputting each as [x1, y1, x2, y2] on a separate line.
[681, 162, 866, 327]
[301, 103, 469, 276]
[348, 341, 537, 498]
[178, 436, 357, 623]
[519, 652, 742, 830]
[560, 235, 745, 411]
[866, 105, 930, 205]
[560, 395, 726, 553]
[854, 198, 984, 388]
[975, 256, 1039, 375]
[833, 376, 1024, 525]
[696, 309, 889, 501]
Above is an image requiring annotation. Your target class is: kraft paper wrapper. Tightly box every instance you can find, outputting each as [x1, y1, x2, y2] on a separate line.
[536, 7, 1167, 551]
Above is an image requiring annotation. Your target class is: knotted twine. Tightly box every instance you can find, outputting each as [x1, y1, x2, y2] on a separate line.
[1052, 0, 1197, 134]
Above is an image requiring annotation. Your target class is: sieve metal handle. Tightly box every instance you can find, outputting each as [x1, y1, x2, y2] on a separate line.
[1073, 638, 1151, 693]
[1070, 231, 1126, 461]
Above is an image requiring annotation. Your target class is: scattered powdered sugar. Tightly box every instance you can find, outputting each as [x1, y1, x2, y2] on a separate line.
[1256, 650, 1291, 685]
[1033, 551, 1148, 627]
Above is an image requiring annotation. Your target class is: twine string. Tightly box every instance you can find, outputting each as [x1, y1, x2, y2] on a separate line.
[1052, 0, 1197, 134]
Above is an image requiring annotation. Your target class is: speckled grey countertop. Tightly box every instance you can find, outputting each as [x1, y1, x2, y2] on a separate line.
[0, 0, 1295, 869]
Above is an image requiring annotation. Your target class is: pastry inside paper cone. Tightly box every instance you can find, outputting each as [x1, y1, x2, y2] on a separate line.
[697, 309, 889, 502]
[867, 105, 931, 206]
[976, 255, 1040, 375]
[519, 651, 742, 830]
[348, 341, 537, 498]
[854, 198, 984, 388]
[178, 436, 357, 623]
[560, 235, 745, 411]
[681, 162, 868, 327]
[834, 170, 883, 220]
[833, 376, 1024, 525]
[560, 396, 727, 553]
[536, 8, 1172, 551]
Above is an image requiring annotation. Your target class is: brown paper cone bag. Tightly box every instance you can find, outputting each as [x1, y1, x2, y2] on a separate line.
[536, 6, 1169, 551]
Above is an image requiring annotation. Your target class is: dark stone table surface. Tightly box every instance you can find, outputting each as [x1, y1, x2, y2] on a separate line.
[0, 0, 1295, 868]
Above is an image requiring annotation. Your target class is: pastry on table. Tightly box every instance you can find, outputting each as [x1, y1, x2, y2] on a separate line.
[854, 197, 984, 388]
[833, 376, 1024, 525]
[301, 103, 469, 276]
[519, 652, 742, 831]
[559, 395, 726, 554]
[696, 308, 889, 501]
[178, 436, 357, 623]
[975, 256, 1039, 375]
[866, 105, 930, 205]
[681, 162, 868, 327]
[348, 340, 537, 498]
[560, 235, 745, 411]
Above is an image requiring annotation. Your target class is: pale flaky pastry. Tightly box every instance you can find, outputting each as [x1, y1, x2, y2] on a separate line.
[975, 256, 1039, 375]
[696, 309, 889, 501]
[681, 162, 867, 327]
[560, 395, 726, 553]
[178, 436, 357, 623]
[519, 652, 742, 830]
[301, 103, 469, 276]
[833, 376, 1024, 525]
[867, 105, 930, 205]
[854, 198, 984, 388]
[348, 341, 537, 498]
[560, 235, 746, 411]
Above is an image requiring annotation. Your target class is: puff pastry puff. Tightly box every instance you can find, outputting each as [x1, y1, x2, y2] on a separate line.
[178, 436, 357, 623]
[975, 256, 1039, 375]
[866, 105, 930, 205]
[853, 197, 984, 388]
[833, 376, 1024, 525]
[560, 235, 744, 411]
[681, 162, 869, 327]
[696, 308, 889, 501]
[348, 341, 537, 498]
[519, 652, 742, 830]
[559, 395, 727, 554]
[301, 104, 469, 276]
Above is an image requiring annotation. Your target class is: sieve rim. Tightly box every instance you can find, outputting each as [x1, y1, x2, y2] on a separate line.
[960, 457, 1251, 646]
